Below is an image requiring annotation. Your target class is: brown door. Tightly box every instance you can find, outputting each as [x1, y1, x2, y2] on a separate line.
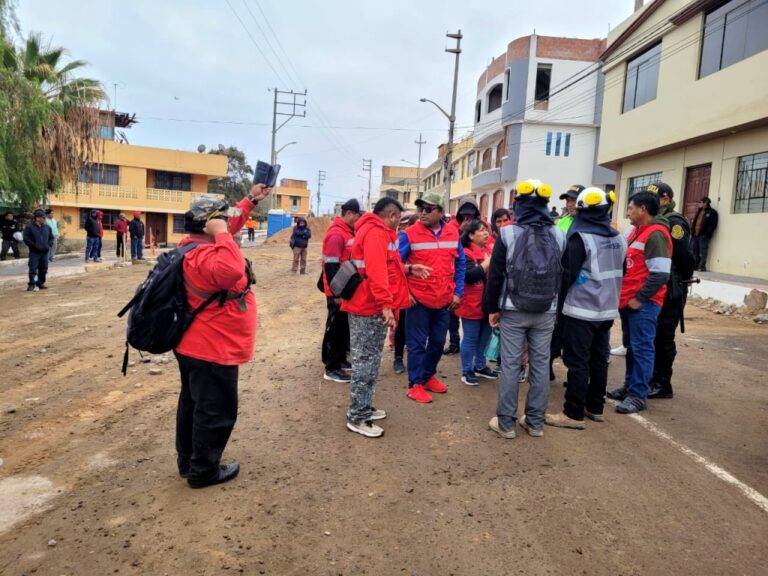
[493, 189, 504, 211]
[683, 164, 711, 223]
[479, 194, 489, 219]
[145, 213, 168, 247]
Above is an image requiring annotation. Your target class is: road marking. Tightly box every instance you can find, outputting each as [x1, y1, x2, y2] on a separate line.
[628, 412, 768, 514]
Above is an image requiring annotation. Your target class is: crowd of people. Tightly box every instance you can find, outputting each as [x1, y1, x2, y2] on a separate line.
[320, 179, 698, 439]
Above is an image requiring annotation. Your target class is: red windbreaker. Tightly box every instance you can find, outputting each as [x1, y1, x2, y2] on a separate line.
[455, 243, 486, 320]
[341, 213, 410, 316]
[175, 197, 257, 365]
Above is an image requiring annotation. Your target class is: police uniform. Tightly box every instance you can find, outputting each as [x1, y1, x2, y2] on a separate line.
[647, 184, 695, 399]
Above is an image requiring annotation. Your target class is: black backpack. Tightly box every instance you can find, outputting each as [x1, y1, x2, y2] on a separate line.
[506, 223, 562, 313]
[117, 243, 225, 374]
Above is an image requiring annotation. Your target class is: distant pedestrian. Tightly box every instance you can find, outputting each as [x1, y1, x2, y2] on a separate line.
[485, 179, 565, 439]
[84, 209, 100, 262]
[1, 211, 21, 260]
[607, 191, 672, 414]
[289, 217, 311, 274]
[545, 187, 626, 430]
[320, 199, 362, 383]
[23, 208, 53, 292]
[555, 184, 584, 235]
[44, 208, 59, 262]
[115, 213, 128, 258]
[691, 196, 718, 272]
[129, 211, 145, 261]
[245, 216, 257, 242]
[455, 220, 497, 386]
[95, 210, 104, 262]
[400, 193, 465, 404]
[341, 197, 413, 438]
[549, 206, 559, 219]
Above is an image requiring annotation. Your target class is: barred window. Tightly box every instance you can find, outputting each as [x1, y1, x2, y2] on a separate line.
[154, 171, 191, 191]
[626, 172, 662, 209]
[79, 164, 119, 185]
[173, 214, 186, 233]
[734, 152, 768, 214]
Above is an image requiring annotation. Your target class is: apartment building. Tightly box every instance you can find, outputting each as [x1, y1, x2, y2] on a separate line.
[416, 133, 475, 214]
[598, 0, 768, 279]
[378, 165, 421, 210]
[271, 178, 311, 219]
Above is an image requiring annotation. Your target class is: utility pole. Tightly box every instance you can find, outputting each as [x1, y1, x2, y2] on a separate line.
[415, 133, 426, 196]
[270, 88, 307, 209]
[362, 159, 372, 210]
[444, 31, 462, 212]
[316, 170, 326, 216]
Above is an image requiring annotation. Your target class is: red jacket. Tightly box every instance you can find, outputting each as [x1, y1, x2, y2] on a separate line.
[115, 218, 128, 235]
[405, 221, 459, 309]
[620, 223, 672, 308]
[175, 197, 257, 365]
[455, 243, 486, 320]
[341, 213, 410, 316]
[321, 216, 354, 297]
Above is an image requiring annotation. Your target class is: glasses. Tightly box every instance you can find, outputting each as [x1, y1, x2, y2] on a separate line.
[418, 205, 439, 214]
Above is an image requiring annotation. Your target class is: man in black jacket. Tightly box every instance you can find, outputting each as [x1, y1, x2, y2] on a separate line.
[129, 211, 145, 261]
[84, 209, 100, 262]
[648, 183, 696, 399]
[691, 197, 718, 272]
[289, 217, 311, 274]
[1, 212, 21, 260]
[23, 209, 54, 291]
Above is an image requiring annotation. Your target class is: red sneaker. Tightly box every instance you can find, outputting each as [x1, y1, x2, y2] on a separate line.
[425, 376, 448, 394]
[407, 384, 433, 403]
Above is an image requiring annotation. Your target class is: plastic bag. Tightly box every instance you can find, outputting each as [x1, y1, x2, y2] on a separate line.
[485, 327, 501, 362]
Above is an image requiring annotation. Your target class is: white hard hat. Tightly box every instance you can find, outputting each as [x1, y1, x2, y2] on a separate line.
[576, 187, 617, 208]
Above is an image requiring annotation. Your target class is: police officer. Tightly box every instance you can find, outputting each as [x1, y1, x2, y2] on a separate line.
[646, 182, 695, 399]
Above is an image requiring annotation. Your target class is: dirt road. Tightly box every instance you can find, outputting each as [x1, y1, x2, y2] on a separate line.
[1, 243, 766, 575]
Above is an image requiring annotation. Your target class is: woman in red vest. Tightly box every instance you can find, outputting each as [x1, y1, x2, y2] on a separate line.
[454, 220, 498, 386]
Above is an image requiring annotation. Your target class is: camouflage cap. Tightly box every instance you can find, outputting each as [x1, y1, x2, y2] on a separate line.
[188, 194, 242, 222]
[415, 192, 445, 210]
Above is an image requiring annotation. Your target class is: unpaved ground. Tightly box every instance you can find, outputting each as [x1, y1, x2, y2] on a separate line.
[0, 243, 766, 575]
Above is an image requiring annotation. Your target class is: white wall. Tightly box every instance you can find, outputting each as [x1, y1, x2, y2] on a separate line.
[525, 56, 598, 126]
[475, 72, 506, 146]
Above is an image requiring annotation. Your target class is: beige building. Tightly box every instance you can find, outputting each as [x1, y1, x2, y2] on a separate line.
[271, 178, 311, 219]
[378, 166, 420, 210]
[417, 133, 475, 214]
[598, 0, 768, 279]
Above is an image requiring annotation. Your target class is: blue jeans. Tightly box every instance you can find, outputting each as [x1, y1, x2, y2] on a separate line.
[28, 250, 49, 287]
[131, 238, 143, 259]
[460, 317, 491, 375]
[85, 236, 99, 260]
[406, 303, 450, 386]
[620, 302, 661, 401]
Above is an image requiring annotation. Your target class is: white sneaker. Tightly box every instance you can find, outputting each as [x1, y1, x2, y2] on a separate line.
[519, 415, 544, 437]
[610, 345, 627, 356]
[488, 416, 516, 439]
[33, 286, 40, 292]
[346, 420, 384, 438]
[370, 408, 387, 421]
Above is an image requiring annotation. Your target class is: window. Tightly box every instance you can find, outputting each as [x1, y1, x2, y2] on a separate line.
[496, 140, 505, 168]
[545, 132, 570, 157]
[173, 214, 186, 234]
[700, 0, 768, 78]
[555, 132, 562, 156]
[623, 43, 661, 112]
[487, 83, 503, 113]
[627, 172, 663, 203]
[475, 100, 482, 123]
[504, 69, 511, 101]
[564, 133, 571, 157]
[78, 209, 121, 231]
[290, 196, 300, 212]
[404, 191, 411, 205]
[534, 64, 552, 110]
[154, 171, 192, 191]
[79, 164, 119, 185]
[735, 151, 768, 213]
[546, 132, 553, 156]
[468, 153, 476, 176]
[481, 149, 493, 172]
[99, 125, 114, 140]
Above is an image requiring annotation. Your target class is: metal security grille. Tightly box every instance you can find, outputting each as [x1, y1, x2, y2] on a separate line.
[735, 152, 768, 214]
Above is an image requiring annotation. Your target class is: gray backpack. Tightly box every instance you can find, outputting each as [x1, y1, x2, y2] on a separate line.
[506, 223, 562, 313]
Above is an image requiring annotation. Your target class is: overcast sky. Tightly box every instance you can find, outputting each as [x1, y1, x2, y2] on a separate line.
[18, 0, 634, 212]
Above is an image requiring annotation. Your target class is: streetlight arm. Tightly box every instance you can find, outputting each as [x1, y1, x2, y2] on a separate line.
[419, 98, 453, 122]
[275, 141, 297, 156]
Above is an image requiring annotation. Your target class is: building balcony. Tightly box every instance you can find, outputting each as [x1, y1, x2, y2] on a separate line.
[53, 182, 219, 213]
[472, 167, 503, 192]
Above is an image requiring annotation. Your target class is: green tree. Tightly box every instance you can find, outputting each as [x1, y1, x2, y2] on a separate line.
[207, 145, 259, 211]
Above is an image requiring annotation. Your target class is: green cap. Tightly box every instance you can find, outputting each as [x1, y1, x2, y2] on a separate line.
[415, 193, 445, 210]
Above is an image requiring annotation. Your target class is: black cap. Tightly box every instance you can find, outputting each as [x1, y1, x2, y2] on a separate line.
[700, 196, 711, 204]
[559, 184, 585, 200]
[33, 208, 46, 218]
[45, 208, 53, 215]
[647, 182, 673, 199]
[341, 198, 363, 214]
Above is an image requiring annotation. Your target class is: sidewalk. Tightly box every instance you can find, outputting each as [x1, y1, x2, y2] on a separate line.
[689, 270, 768, 310]
[0, 253, 144, 289]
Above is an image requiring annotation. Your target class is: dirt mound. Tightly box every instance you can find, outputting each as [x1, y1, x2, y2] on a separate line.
[265, 216, 333, 245]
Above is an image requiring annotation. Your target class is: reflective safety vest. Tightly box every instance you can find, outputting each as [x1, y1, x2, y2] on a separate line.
[321, 217, 355, 297]
[620, 223, 672, 308]
[562, 232, 627, 322]
[405, 221, 459, 309]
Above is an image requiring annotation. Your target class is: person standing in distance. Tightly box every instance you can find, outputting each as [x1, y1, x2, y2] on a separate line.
[691, 196, 718, 272]
[23, 208, 54, 291]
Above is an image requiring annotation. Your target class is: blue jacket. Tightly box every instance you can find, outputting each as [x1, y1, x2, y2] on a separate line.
[290, 219, 312, 249]
[23, 222, 54, 254]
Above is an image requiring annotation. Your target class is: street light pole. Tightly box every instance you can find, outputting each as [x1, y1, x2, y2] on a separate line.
[362, 159, 372, 210]
[415, 133, 426, 196]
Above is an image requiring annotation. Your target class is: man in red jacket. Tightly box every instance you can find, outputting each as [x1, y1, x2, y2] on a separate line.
[341, 197, 428, 437]
[115, 213, 128, 259]
[173, 184, 271, 488]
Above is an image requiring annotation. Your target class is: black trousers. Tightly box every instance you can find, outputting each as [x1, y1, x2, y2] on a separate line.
[693, 236, 710, 269]
[174, 352, 238, 483]
[448, 312, 460, 347]
[27, 251, 49, 287]
[550, 312, 564, 360]
[652, 298, 682, 389]
[395, 309, 407, 358]
[116, 233, 125, 257]
[562, 316, 613, 420]
[322, 298, 349, 371]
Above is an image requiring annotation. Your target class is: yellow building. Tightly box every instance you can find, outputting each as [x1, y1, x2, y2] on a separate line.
[271, 178, 311, 218]
[419, 133, 475, 214]
[49, 112, 227, 246]
[598, 0, 768, 279]
[379, 166, 420, 210]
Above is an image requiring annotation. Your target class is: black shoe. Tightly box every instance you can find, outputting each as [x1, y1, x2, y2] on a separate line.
[188, 463, 240, 489]
[324, 369, 351, 383]
[474, 366, 498, 380]
[648, 383, 674, 399]
[699, 266, 707, 272]
[27, 285, 35, 291]
[393, 356, 405, 374]
[37, 285, 48, 290]
[443, 344, 460, 355]
[606, 387, 628, 401]
[179, 468, 190, 479]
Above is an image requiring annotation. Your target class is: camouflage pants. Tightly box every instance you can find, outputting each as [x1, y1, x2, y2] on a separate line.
[348, 313, 388, 423]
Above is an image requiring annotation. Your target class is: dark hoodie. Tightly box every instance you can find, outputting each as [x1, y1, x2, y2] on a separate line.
[85, 211, 100, 238]
[290, 217, 312, 248]
[513, 194, 554, 227]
